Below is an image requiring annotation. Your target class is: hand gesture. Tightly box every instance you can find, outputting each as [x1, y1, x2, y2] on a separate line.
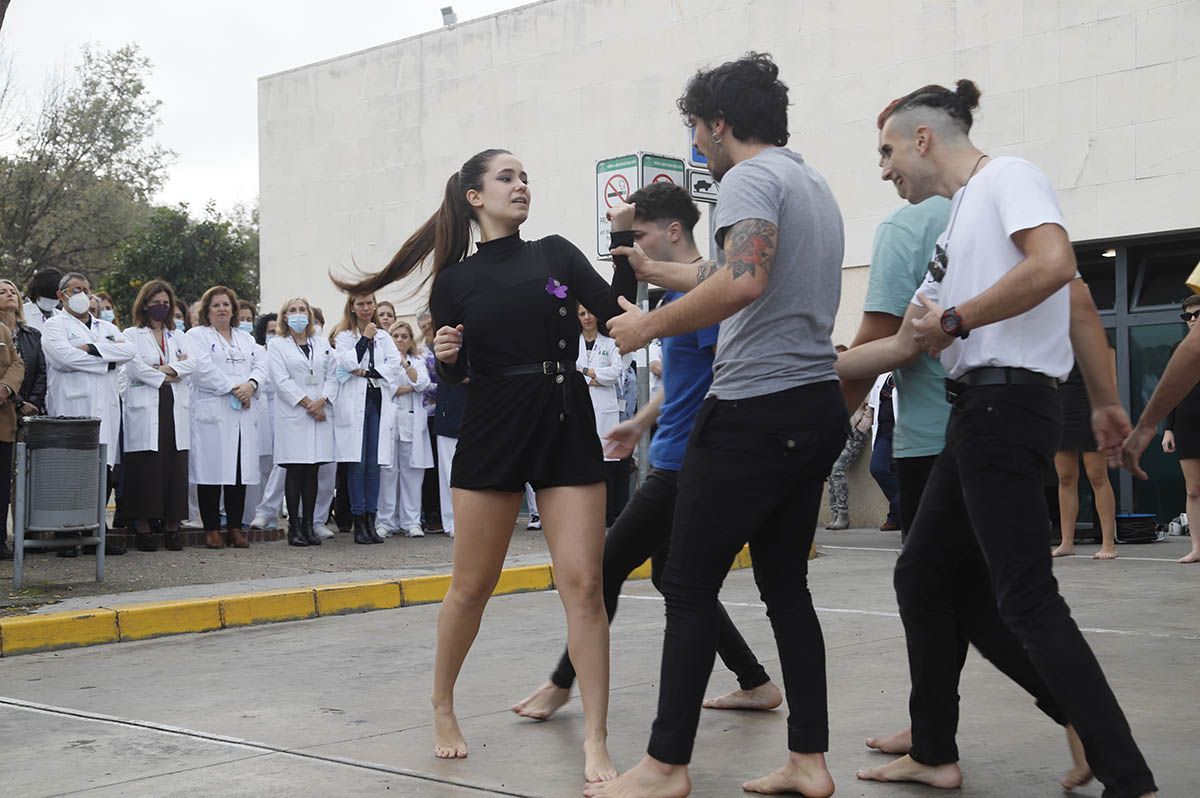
[606, 201, 636, 232]
[609, 242, 653, 281]
[911, 294, 956, 359]
[435, 324, 465, 364]
[1162, 430, 1176, 453]
[1090, 403, 1133, 468]
[363, 323, 378, 340]
[602, 418, 644, 460]
[606, 297, 649, 355]
[1121, 424, 1157, 480]
[232, 382, 255, 406]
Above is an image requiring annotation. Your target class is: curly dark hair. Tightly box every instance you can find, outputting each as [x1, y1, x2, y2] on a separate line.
[626, 183, 700, 238]
[677, 52, 789, 147]
[878, 79, 982, 133]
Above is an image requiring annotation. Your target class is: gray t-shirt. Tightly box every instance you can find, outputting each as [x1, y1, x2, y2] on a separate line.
[709, 147, 844, 400]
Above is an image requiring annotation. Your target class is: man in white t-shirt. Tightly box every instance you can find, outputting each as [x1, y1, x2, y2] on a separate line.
[838, 82, 1156, 798]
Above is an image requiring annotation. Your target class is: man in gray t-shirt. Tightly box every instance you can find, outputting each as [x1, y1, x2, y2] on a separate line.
[597, 53, 848, 798]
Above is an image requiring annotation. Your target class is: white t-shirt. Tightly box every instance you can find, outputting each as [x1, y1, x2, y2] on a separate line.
[913, 156, 1072, 381]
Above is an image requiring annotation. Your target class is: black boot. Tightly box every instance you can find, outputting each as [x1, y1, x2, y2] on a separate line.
[352, 515, 371, 545]
[365, 512, 384, 543]
[302, 518, 321, 546]
[164, 529, 184, 551]
[287, 518, 308, 547]
[135, 531, 159, 552]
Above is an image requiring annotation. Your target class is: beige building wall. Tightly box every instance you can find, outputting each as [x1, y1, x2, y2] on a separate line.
[258, 0, 1200, 525]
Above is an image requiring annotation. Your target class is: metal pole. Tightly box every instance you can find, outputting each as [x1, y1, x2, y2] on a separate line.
[13, 442, 26, 591]
[635, 281, 650, 488]
[96, 443, 107, 582]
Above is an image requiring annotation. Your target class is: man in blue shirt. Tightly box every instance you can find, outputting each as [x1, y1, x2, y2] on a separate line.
[512, 183, 780, 721]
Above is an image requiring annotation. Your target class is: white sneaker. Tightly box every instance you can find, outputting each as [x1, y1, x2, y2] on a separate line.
[404, 525, 425, 538]
[249, 515, 271, 530]
[526, 513, 542, 531]
[313, 523, 336, 540]
[376, 526, 394, 539]
[444, 528, 454, 538]
[181, 517, 203, 530]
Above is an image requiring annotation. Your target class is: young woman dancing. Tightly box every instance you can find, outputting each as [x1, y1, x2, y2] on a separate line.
[336, 149, 635, 782]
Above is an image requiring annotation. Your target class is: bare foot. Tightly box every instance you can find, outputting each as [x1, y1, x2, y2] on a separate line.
[1052, 543, 1075, 557]
[1061, 725, 1093, 791]
[743, 752, 835, 796]
[856, 755, 963, 789]
[582, 755, 690, 797]
[584, 737, 618, 783]
[703, 681, 783, 711]
[1093, 546, 1119, 561]
[512, 680, 571, 721]
[865, 726, 912, 755]
[1178, 549, 1200, 563]
[433, 706, 467, 759]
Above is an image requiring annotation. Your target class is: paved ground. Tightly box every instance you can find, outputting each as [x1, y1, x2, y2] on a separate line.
[3, 530, 1196, 797]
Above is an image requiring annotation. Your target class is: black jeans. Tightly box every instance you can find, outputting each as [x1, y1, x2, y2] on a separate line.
[901, 384, 1155, 797]
[550, 468, 770, 692]
[283, 463, 319, 526]
[603, 459, 631, 526]
[647, 382, 847, 765]
[895, 455, 938, 543]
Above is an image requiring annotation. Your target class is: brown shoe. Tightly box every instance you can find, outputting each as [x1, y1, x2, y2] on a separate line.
[228, 527, 250, 548]
[205, 529, 225, 549]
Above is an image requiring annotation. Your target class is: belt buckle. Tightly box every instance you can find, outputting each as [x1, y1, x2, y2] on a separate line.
[541, 361, 555, 376]
[944, 379, 961, 404]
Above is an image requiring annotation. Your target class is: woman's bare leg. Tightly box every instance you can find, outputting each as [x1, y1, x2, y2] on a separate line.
[536, 483, 615, 783]
[1081, 451, 1118, 559]
[432, 488, 523, 759]
[1052, 451, 1080, 556]
[1179, 459, 1200, 563]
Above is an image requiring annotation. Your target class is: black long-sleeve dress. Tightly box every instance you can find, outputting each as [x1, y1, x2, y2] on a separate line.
[429, 231, 636, 492]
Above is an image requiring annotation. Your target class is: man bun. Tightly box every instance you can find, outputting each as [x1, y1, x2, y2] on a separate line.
[954, 79, 981, 111]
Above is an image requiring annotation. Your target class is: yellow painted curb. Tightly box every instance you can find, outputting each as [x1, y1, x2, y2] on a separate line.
[493, 564, 554, 595]
[628, 560, 653, 581]
[314, 581, 402, 616]
[220, 589, 318, 628]
[115, 599, 223, 642]
[0, 609, 119, 656]
[399, 574, 452, 606]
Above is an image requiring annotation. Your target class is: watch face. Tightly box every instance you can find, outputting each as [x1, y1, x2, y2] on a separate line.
[940, 311, 960, 336]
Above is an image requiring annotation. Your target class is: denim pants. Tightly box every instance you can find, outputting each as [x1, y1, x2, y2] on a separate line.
[347, 400, 382, 515]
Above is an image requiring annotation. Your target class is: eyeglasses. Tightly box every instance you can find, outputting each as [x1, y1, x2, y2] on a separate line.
[1182, 310, 1200, 322]
[927, 243, 948, 283]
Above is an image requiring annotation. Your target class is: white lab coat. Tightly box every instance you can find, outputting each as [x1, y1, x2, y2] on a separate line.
[120, 326, 196, 452]
[383, 352, 434, 469]
[23, 300, 55, 332]
[41, 313, 135, 467]
[267, 334, 339, 465]
[867, 373, 900, 448]
[185, 325, 267, 485]
[576, 333, 628, 462]
[332, 329, 401, 465]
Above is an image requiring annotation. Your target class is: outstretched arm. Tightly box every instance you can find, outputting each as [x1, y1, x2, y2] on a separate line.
[836, 302, 925, 385]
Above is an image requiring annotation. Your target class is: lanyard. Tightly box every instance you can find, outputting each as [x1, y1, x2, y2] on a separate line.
[294, 336, 315, 379]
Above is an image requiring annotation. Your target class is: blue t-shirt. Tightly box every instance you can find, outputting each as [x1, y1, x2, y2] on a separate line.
[648, 291, 719, 471]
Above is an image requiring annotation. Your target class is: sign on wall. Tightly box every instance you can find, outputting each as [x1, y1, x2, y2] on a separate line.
[595, 152, 686, 259]
[687, 166, 718, 204]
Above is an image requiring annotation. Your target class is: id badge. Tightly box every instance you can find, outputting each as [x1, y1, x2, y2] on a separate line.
[305, 372, 319, 386]
[367, 377, 382, 389]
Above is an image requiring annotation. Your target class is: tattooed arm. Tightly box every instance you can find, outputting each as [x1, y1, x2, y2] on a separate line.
[608, 218, 777, 351]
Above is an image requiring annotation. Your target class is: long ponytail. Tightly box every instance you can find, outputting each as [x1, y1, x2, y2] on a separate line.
[332, 149, 511, 297]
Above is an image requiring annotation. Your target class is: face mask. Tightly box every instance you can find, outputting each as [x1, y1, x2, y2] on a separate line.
[287, 314, 309, 333]
[100, 309, 115, 322]
[238, 321, 254, 334]
[36, 296, 59, 312]
[66, 292, 91, 316]
[174, 318, 186, 331]
[313, 325, 324, 337]
[147, 304, 172, 323]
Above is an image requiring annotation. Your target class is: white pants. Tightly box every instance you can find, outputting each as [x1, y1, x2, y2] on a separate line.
[379, 440, 425, 532]
[250, 464, 286, 523]
[314, 462, 336, 527]
[188, 483, 200, 524]
[436, 435, 457, 535]
[525, 484, 539, 516]
[243, 456, 279, 525]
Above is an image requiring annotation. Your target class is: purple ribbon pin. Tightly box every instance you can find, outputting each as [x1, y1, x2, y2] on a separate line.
[545, 277, 568, 300]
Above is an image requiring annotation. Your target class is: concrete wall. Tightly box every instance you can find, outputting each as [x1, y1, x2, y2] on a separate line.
[258, 0, 1199, 524]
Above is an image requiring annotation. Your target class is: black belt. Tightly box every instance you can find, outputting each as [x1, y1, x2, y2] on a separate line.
[488, 360, 577, 378]
[947, 366, 1059, 395]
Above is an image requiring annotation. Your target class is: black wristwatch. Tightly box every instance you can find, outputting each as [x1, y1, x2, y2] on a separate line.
[939, 306, 969, 339]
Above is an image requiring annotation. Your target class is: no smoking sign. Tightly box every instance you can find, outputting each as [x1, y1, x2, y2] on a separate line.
[595, 153, 685, 258]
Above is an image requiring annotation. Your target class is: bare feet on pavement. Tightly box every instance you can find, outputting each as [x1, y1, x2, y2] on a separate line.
[1052, 543, 1075, 557]
[1061, 725, 1093, 790]
[865, 726, 912, 755]
[703, 681, 783, 711]
[433, 706, 468, 759]
[1094, 545, 1119, 560]
[856, 755, 963, 789]
[743, 752, 835, 796]
[584, 738, 618, 783]
[582, 755, 690, 797]
[1178, 548, 1200, 563]
[512, 681, 571, 721]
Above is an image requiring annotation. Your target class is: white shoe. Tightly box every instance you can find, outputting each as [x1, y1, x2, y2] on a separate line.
[404, 525, 425, 538]
[526, 513, 542, 531]
[444, 528, 454, 538]
[181, 517, 203, 530]
[313, 523, 336, 540]
[376, 526, 394, 539]
[249, 515, 271, 530]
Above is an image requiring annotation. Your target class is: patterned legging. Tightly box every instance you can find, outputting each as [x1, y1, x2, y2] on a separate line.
[827, 428, 868, 518]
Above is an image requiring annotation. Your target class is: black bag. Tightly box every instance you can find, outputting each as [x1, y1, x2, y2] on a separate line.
[1115, 513, 1165, 544]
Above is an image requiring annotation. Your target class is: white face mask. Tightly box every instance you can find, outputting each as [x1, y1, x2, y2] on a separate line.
[313, 325, 324, 337]
[35, 296, 59, 312]
[100, 309, 115, 322]
[238, 321, 254, 334]
[66, 291, 91, 316]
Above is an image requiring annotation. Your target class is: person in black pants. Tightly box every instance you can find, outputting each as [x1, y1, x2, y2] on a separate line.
[842, 81, 1155, 797]
[596, 54, 848, 797]
[512, 183, 781, 721]
[869, 374, 901, 530]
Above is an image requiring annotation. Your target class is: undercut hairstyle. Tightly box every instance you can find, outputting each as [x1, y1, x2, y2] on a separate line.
[130, 279, 180, 328]
[877, 80, 982, 134]
[627, 183, 701, 240]
[198, 285, 240, 327]
[28, 268, 63, 300]
[677, 52, 789, 147]
[1183, 294, 1200, 312]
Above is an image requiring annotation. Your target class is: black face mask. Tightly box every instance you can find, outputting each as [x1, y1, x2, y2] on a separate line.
[147, 304, 172, 323]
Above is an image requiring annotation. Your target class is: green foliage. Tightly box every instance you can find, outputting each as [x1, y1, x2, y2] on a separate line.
[101, 203, 259, 318]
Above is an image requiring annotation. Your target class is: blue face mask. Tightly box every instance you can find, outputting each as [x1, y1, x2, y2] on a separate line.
[238, 321, 254, 334]
[174, 318, 186, 331]
[100, 309, 115, 323]
[287, 314, 309, 334]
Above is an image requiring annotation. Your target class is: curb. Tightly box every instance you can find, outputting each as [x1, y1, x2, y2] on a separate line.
[0, 545, 758, 657]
